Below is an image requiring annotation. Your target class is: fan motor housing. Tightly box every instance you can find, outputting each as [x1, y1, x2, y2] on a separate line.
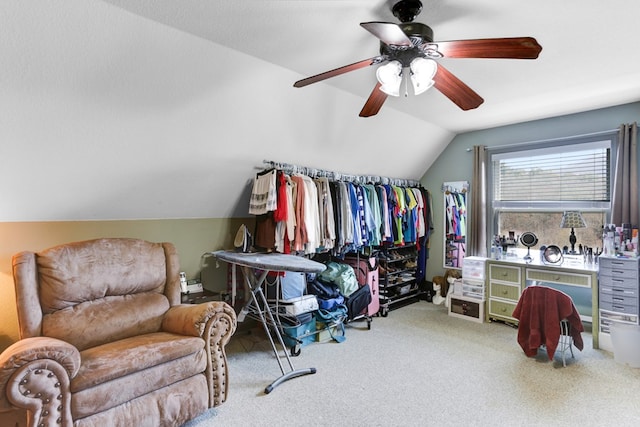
[392, 0, 423, 23]
[400, 22, 433, 41]
[379, 22, 434, 66]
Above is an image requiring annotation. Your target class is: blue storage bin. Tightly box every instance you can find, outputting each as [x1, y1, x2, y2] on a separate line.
[282, 318, 316, 348]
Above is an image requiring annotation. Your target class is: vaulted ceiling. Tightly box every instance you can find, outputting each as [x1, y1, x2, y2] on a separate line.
[2, 0, 640, 220]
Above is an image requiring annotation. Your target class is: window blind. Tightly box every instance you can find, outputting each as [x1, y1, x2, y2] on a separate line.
[492, 140, 611, 205]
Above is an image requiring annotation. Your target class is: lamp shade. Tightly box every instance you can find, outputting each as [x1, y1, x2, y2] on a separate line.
[409, 57, 437, 95]
[376, 60, 403, 97]
[560, 211, 587, 229]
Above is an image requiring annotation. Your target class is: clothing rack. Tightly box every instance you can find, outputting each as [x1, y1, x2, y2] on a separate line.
[262, 160, 421, 187]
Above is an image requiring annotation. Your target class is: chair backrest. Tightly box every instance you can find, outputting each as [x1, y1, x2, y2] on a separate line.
[513, 285, 584, 358]
[12, 238, 182, 351]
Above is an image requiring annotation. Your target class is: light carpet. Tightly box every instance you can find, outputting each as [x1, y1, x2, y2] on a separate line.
[191, 301, 640, 426]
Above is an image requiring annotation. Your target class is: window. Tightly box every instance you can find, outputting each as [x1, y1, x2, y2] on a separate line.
[488, 131, 616, 252]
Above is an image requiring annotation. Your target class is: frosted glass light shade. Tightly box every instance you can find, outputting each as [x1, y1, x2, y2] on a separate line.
[376, 60, 403, 97]
[410, 57, 437, 95]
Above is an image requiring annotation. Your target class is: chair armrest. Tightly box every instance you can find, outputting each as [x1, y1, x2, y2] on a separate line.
[1, 337, 80, 426]
[162, 302, 237, 338]
[162, 302, 237, 407]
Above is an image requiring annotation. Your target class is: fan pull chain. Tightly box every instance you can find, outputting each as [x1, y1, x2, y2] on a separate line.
[404, 71, 409, 97]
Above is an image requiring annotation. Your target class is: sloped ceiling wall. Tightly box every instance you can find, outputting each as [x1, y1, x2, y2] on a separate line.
[5, 0, 640, 221]
[0, 0, 453, 221]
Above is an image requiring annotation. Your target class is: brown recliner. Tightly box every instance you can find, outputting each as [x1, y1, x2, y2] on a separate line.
[0, 238, 237, 427]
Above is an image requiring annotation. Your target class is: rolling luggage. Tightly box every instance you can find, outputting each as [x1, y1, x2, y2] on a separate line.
[343, 256, 380, 317]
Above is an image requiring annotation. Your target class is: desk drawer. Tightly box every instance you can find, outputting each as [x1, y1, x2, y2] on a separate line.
[526, 269, 591, 287]
[599, 275, 639, 291]
[599, 299, 639, 315]
[489, 264, 521, 284]
[599, 268, 638, 280]
[600, 290, 638, 308]
[489, 282, 520, 301]
[599, 257, 639, 272]
[488, 299, 517, 319]
[600, 309, 639, 324]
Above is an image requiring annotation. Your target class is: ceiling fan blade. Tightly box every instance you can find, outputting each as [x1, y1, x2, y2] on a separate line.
[432, 64, 484, 110]
[359, 83, 388, 117]
[360, 22, 412, 46]
[294, 57, 382, 88]
[425, 37, 542, 59]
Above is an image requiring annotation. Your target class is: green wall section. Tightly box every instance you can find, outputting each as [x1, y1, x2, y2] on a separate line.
[0, 217, 253, 351]
[421, 101, 640, 283]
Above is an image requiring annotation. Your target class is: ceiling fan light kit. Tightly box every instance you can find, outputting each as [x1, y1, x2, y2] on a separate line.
[376, 57, 437, 97]
[293, 0, 542, 117]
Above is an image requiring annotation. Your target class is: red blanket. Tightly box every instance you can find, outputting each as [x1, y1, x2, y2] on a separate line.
[512, 286, 584, 359]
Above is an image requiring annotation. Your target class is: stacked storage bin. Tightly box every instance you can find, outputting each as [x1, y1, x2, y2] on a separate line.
[598, 257, 640, 356]
[448, 256, 487, 323]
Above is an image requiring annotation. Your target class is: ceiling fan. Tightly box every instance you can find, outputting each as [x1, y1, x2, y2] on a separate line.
[293, 0, 542, 117]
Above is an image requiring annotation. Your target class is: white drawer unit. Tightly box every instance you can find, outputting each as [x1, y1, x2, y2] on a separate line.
[449, 257, 487, 323]
[598, 257, 640, 352]
[462, 256, 488, 280]
[461, 279, 485, 299]
[449, 294, 485, 323]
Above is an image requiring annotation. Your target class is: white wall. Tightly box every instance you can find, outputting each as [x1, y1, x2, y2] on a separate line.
[0, 0, 453, 222]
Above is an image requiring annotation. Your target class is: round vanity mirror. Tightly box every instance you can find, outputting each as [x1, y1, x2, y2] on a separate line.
[520, 232, 538, 247]
[542, 245, 563, 264]
[520, 232, 538, 262]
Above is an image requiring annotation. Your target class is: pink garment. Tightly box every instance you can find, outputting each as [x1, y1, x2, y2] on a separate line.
[512, 286, 584, 360]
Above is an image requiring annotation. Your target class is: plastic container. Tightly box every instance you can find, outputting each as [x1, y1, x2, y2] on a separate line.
[610, 323, 640, 368]
[462, 256, 487, 279]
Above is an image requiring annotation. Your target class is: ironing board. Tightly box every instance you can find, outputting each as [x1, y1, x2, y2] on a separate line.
[211, 250, 326, 393]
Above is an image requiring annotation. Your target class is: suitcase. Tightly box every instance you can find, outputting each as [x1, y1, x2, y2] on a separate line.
[343, 256, 380, 317]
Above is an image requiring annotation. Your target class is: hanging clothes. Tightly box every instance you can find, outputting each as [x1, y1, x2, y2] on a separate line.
[377, 185, 392, 243]
[314, 177, 336, 250]
[274, 173, 296, 254]
[445, 192, 457, 239]
[364, 184, 382, 246]
[247, 166, 432, 267]
[404, 188, 418, 244]
[291, 175, 308, 251]
[249, 169, 277, 215]
[298, 174, 321, 254]
[454, 192, 467, 239]
[348, 183, 364, 248]
[392, 186, 406, 245]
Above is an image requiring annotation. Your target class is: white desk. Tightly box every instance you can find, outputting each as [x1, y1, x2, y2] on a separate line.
[486, 256, 599, 349]
[212, 251, 326, 393]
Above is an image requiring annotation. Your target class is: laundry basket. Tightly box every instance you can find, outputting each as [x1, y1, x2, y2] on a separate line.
[610, 323, 640, 368]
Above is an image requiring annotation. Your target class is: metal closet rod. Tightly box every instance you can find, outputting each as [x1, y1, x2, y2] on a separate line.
[262, 160, 421, 187]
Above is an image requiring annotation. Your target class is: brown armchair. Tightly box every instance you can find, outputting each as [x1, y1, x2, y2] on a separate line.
[0, 238, 237, 427]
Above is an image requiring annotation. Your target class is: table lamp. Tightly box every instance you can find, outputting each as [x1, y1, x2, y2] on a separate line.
[560, 211, 586, 254]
